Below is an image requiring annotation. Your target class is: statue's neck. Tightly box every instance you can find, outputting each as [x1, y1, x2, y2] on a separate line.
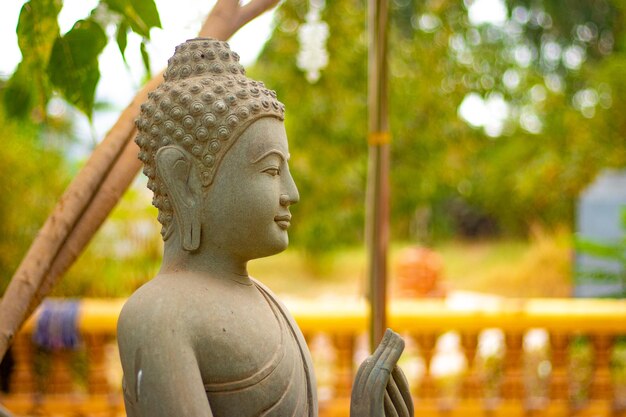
[160, 235, 251, 284]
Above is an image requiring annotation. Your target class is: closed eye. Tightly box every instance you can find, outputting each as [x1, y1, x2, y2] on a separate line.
[262, 167, 281, 176]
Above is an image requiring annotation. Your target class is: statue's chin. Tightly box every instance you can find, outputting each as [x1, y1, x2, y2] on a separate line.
[247, 234, 289, 261]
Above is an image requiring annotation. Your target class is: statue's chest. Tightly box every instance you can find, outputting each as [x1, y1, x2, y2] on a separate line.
[195, 286, 309, 417]
[196, 286, 285, 384]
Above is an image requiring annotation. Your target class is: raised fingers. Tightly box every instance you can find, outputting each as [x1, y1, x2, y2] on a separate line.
[391, 365, 413, 416]
[386, 369, 411, 417]
[384, 390, 400, 417]
[351, 330, 413, 417]
[368, 330, 405, 391]
[355, 329, 393, 397]
[352, 357, 373, 399]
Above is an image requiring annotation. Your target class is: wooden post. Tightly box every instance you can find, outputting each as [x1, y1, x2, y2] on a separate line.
[366, 0, 390, 351]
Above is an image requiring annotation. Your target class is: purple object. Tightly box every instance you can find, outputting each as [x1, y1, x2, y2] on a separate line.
[33, 300, 80, 350]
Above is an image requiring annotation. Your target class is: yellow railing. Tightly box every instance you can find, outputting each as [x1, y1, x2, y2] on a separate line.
[1, 297, 626, 416]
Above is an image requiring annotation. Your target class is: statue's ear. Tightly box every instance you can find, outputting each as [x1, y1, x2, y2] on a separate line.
[155, 146, 201, 252]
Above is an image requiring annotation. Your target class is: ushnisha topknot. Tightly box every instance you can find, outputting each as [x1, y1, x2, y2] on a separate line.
[134, 38, 285, 237]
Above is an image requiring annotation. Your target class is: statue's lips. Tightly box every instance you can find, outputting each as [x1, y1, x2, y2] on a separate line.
[274, 214, 291, 230]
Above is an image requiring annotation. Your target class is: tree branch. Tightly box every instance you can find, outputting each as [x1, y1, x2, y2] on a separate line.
[200, 0, 281, 39]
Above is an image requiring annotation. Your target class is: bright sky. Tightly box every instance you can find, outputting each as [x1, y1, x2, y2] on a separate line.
[0, 0, 508, 153]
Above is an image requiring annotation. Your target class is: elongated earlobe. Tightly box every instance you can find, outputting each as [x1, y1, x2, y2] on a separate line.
[155, 146, 202, 252]
[183, 216, 201, 251]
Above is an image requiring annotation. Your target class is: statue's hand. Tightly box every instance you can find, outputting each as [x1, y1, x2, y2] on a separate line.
[350, 329, 414, 417]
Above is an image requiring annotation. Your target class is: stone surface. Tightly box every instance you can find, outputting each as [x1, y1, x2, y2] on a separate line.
[117, 38, 413, 417]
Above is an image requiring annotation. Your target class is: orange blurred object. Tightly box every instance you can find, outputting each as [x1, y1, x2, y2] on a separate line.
[395, 247, 446, 298]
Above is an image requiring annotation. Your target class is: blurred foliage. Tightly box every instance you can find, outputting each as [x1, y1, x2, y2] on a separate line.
[251, 0, 626, 256]
[4, 0, 161, 121]
[53, 185, 162, 298]
[0, 94, 69, 294]
[0, 81, 163, 297]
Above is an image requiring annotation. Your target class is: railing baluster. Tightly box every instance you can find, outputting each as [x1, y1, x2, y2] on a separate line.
[549, 332, 569, 403]
[86, 333, 109, 395]
[9, 334, 35, 395]
[417, 332, 437, 400]
[590, 334, 613, 400]
[503, 331, 523, 401]
[461, 331, 479, 399]
[333, 333, 354, 400]
[47, 350, 73, 394]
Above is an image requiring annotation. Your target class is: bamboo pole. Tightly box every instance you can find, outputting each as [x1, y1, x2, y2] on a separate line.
[0, 0, 281, 362]
[366, 0, 390, 351]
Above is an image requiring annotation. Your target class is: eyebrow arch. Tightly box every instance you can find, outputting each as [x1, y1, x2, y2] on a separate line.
[251, 149, 289, 163]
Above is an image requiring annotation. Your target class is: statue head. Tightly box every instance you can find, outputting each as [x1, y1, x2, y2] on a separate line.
[135, 39, 296, 256]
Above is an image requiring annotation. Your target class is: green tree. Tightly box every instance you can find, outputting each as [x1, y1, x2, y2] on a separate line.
[251, 0, 626, 256]
[0, 101, 69, 293]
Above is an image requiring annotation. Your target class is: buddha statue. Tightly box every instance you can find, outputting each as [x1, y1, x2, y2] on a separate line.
[117, 38, 413, 417]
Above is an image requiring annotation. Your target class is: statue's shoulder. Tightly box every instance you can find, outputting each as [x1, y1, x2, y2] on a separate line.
[117, 273, 200, 342]
[118, 272, 248, 342]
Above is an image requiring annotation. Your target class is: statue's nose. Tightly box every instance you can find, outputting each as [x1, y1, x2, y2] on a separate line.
[280, 170, 299, 206]
[279, 189, 299, 206]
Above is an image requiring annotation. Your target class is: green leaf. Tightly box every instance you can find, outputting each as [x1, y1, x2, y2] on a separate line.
[116, 20, 129, 62]
[103, 0, 161, 39]
[3, 63, 36, 119]
[16, 0, 62, 65]
[47, 19, 108, 119]
[140, 39, 151, 76]
[9, 0, 62, 118]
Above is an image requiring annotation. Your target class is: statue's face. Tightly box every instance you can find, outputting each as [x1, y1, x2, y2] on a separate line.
[200, 117, 299, 261]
